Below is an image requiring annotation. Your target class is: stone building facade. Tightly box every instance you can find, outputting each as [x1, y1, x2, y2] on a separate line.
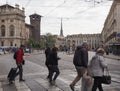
[65, 34, 101, 51]
[0, 4, 41, 47]
[0, 4, 28, 47]
[101, 0, 120, 55]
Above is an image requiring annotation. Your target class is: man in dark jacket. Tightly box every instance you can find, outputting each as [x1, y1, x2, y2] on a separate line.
[48, 47, 60, 85]
[70, 42, 88, 91]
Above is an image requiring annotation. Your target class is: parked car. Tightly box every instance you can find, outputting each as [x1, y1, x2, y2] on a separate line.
[0, 48, 4, 55]
[25, 48, 30, 53]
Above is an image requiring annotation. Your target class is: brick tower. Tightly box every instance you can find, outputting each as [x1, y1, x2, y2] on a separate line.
[29, 13, 41, 42]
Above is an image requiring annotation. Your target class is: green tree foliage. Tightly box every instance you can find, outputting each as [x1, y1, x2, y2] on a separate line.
[28, 38, 40, 48]
[45, 33, 55, 48]
[40, 33, 55, 49]
[40, 38, 46, 49]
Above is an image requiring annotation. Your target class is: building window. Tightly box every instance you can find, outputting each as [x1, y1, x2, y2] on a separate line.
[9, 25, 15, 36]
[1, 20, 5, 22]
[1, 25, 5, 36]
[10, 19, 14, 22]
[1, 41, 4, 46]
[10, 41, 13, 46]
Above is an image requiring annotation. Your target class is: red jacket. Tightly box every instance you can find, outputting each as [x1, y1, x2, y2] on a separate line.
[16, 48, 24, 65]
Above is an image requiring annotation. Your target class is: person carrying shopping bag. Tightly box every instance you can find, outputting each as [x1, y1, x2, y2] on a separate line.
[88, 48, 108, 91]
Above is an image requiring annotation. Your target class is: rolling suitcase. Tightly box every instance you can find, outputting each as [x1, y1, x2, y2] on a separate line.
[7, 67, 17, 81]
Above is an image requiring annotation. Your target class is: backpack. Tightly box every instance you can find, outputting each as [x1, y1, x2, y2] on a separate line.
[13, 52, 17, 60]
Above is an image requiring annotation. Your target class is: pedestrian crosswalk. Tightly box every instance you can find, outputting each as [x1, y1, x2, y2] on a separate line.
[15, 80, 31, 91]
[0, 63, 120, 91]
[0, 70, 120, 91]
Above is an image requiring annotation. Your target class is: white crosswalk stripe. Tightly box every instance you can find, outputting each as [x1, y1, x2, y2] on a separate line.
[15, 80, 31, 91]
[35, 78, 62, 91]
[0, 82, 3, 91]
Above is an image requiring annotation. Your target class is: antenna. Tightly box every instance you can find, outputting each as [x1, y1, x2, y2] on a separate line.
[6, 0, 8, 4]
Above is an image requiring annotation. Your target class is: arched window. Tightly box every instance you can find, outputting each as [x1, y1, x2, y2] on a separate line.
[9, 25, 15, 36]
[10, 41, 13, 46]
[1, 41, 4, 46]
[1, 25, 5, 36]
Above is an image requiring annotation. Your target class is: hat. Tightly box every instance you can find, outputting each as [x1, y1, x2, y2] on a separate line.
[97, 48, 105, 54]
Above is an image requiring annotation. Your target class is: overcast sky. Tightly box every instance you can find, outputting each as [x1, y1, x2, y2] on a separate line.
[0, 0, 113, 36]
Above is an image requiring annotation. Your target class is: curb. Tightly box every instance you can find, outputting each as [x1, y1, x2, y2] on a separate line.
[104, 56, 120, 61]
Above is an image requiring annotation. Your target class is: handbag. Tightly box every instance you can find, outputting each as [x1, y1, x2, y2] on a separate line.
[102, 68, 111, 84]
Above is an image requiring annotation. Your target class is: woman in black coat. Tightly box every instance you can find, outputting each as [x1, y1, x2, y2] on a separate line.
[45, 47, 51, 79]
[48, 47, 60, 85]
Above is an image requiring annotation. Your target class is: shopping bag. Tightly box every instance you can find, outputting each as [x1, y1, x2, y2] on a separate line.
[81, 75, 93, 91]
[102, 68, 111, 84]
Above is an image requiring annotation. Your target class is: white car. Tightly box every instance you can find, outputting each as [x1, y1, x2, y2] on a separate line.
[25, 48, 30, 53]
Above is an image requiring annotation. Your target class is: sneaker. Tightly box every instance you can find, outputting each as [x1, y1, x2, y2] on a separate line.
[49, 80, 53, 85]
[69, 84, 75, 91]
[19, 79, 25, 82]
[52, 80, 56, 85]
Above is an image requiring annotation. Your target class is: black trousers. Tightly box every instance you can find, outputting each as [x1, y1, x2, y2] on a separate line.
[15, 64, 23, 80]
[49, 65, 60, 82]
[92, 76, 104, 91]
[46, 64, 50, 78]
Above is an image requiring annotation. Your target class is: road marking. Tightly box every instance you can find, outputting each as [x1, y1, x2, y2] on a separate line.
[15, 80, 31, 91]
[35, 78, 62, 91]
[0, 88, 3, 91]
[0, 82, 3, 91]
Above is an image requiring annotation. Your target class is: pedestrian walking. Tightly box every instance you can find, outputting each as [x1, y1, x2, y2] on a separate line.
[48, 47, 60, 85]
[44, 46, 51, 79]
[88, 48, 107, 91]
[14, 45, 25, 82]
[69, 42, 88, 91]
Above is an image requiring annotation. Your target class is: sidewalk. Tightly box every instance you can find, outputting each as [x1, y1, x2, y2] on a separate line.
[104, 53, 120, 60]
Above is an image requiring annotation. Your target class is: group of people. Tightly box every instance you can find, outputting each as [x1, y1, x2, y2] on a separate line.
[70, 42, 108, 91]
[45, 46, 61, 85]
[45, 42, 108, 91]
[9, 43, 108, 91]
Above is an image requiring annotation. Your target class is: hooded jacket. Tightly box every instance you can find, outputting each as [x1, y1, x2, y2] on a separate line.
[73, 46, 88, 68]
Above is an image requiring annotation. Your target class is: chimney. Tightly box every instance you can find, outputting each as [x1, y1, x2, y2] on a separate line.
[15, 4, 19, 9]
